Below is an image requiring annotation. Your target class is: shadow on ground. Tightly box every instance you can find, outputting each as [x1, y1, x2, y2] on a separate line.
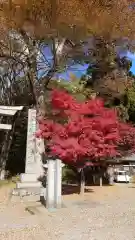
[62, 184, 94, 195]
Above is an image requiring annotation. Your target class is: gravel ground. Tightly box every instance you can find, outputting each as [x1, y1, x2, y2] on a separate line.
[0, 184, 135, 239]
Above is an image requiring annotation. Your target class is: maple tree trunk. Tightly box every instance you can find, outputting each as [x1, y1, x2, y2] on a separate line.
[80, 168, 85, 195]
[107, 166, 114, 185]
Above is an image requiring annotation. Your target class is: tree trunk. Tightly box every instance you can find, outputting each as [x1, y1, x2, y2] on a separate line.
[93, 175, 96, 185]
[0, 131, 11, 180]
[107, 166, 114, 185]
[99, 176, 103, 186]
[20, 31, 66, 113]
[19, 30, 40, 105]
[80, 168, 85, 195]
[0, 114, 17, 180]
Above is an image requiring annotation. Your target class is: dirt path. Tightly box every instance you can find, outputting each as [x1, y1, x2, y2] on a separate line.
[0, 184, 135, 240]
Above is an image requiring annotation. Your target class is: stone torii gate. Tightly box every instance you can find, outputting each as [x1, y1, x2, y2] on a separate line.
[0, 106, 63, 209]
[0, 105, 24, 180]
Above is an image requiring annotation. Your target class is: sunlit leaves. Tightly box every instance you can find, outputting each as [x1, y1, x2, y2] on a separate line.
[0, 0, 135, 39]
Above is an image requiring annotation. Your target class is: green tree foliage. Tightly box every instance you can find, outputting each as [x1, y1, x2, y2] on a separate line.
[80, 38, 133, 110]
[48, 73, 95, 102]
[125, 83, 135, 122]
[126, 83, 135, 112]
[62, 165, 78, 184]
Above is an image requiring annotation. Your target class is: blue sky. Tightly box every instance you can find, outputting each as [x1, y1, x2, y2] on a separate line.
[126, 51, 135, 74]
[37, 45, 135, 81]
[37, 45, 89, 80]
[54, 63, 89, 80]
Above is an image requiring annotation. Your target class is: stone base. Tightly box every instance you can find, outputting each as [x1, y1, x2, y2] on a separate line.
[14, 173, 43, 201]
[20, 173, 40, 183]
[17, 173, 42, 190]
[17, 181, 41, 188]
[12, 187, 42, 196]
[12, 186, 46, 202]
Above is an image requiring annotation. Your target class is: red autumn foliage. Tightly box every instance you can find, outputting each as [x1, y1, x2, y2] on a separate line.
[36, 90, 135, 167]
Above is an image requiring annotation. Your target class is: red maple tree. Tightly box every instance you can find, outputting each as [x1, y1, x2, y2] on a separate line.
[36, 89, 135, 167]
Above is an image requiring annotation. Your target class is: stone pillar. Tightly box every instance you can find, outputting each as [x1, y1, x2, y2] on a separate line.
[25, 109, 43, 176]
[46, 160, 55, 209]
[54, 159, 62, 208]
[17, 109, 44, 189]
[45, 159, 64, 209]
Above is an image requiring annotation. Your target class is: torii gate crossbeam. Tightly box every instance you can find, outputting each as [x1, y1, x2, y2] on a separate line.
[0, 106, 23, 130]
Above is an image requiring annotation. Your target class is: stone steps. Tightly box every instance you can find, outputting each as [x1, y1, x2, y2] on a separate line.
[11, 187, 46, 202]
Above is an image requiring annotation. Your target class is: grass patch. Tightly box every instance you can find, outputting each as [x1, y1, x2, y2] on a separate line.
[0, 176, 20, 188]
[0, 180, 15, 188]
